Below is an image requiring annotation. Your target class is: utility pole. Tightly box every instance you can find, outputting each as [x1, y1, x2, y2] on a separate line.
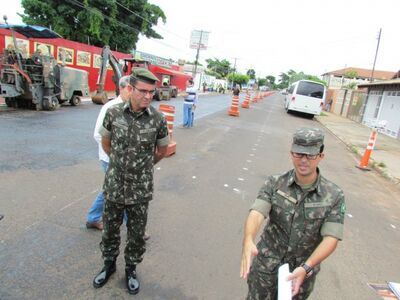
[193, 30, 203, 78]
[231, 57, 238, 88]
[370, 28, 382, 83]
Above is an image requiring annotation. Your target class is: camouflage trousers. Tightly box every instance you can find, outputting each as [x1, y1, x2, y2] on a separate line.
[247, 255, 316, 300]
[100, 200, 149, 266]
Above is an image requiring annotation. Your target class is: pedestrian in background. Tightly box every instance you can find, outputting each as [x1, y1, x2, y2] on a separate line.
[86, 75, 132, 230]
[183, 79, 198, 128]
[93, 68, 169, 295]
[240, 127, 346, 299]
[233, 85, 240, 96]
[325, 98, 333, 112]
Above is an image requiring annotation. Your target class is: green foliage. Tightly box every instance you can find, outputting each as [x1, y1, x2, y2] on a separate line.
[278, 70, 327, 87]
[20, 0, 166, 53]
[257, 78, 267, 86]
[227, 73, 249, 85]
[344, 82, 358, 89]
[246, 69, 256, 79]
[205, 58, 232, 79]
[344, 69, 358, 78]
[266, 75, 276, 86]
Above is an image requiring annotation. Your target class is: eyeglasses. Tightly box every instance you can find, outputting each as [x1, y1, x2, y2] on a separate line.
[291, 152, 321, 160]
[133, 85, 155, 96]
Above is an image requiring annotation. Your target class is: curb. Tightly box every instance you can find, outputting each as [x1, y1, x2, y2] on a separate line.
[315, 116, 400, 187]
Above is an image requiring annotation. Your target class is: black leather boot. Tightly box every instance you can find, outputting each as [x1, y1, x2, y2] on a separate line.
[125, 265, 140, 295]
[93, 260, 116, 288]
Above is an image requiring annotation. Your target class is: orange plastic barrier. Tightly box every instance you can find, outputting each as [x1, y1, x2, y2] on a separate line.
[159, 104, 176, 156]
[228, 95, 240, 116]
[356, 128, 378, 170]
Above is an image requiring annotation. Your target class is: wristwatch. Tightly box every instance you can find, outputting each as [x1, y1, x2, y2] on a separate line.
[300, 263, 313, 278]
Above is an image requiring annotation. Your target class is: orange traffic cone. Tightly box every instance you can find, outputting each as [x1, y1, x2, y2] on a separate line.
[356, 128, 378, 170]
[251, 93, 257, 103]
[228, 95, 240, 116]
[159, 104, 176, 156]
[241, 93, 250, 108]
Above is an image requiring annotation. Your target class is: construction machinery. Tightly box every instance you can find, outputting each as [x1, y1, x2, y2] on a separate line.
[91, 46, 178, 104]
[0, 17, 89, 110]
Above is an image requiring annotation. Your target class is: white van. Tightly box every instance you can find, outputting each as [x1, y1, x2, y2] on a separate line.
[284, 80, 326, 117]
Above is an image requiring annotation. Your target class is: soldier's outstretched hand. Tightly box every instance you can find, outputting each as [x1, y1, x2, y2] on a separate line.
[240, 238, 258, 279]
[287, 267, 306, 297]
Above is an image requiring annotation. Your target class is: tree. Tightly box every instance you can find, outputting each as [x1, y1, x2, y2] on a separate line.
[278, 70, 326, 88]
[246, 69, 256, 79]
[266, 75, 276, 87]
[257, 78, 267, 86]
[20, 0, 166, 53]
[227, 73, 249, 87]
[205, 58, 232, 78]
[344, 70, 358, 78]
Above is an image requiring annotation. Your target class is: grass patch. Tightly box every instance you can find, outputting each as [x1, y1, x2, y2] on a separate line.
[378, 161, 387, 168]
[319, 112, 328, 117]
[349, 144, 360, 155]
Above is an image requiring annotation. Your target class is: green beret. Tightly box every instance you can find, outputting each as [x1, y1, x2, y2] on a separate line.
[291, 127, 324, 155]
[131, 67, 159, 84]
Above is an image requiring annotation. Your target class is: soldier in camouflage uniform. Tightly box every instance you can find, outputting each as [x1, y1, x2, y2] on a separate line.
[93, 68, 169, 295]
[240, 127, 346, 300]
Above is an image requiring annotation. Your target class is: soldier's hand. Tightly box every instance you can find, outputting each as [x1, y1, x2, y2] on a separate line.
[287, 267, 306, 297]
[240, 238, 258, 279]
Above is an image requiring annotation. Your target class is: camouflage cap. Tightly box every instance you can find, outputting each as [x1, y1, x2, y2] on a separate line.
[131, 67, 159, 84]
[291, 127, 324, 155]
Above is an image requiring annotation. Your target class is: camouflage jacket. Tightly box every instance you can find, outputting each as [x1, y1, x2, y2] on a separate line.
[99, 102, 169, 204]
[251, 169, 345, 268]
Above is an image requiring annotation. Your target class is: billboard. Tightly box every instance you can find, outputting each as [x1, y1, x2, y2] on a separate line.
[190, 30, 210, 50]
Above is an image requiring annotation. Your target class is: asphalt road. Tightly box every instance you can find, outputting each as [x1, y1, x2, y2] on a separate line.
[0, 94, 399, 299]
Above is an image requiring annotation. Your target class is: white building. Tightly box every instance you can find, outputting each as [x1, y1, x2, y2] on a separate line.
[358, 78, 400, 139]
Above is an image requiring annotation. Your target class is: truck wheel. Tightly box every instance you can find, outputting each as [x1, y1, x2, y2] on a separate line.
[172, 89, 177, 98]
[5, 98, 15, 108]
[42, 99, 50, 110]
[70, 95, 81, 106]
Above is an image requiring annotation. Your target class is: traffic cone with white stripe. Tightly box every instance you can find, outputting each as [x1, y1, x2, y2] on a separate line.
[241, 93, 250, 109]
[356, 128, 378, 170]
[228, 95, 240, 116]
[159, 104, 176, 157]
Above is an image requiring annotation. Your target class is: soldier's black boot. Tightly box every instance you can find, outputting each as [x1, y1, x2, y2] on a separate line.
[93, 260, 116, 288]
[125, 265, 140, 295]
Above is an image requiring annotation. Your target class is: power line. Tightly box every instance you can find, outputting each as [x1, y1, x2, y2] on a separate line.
[115, 1, 187, 41]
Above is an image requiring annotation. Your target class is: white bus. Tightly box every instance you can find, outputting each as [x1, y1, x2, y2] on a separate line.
[284, 80, 326, 117]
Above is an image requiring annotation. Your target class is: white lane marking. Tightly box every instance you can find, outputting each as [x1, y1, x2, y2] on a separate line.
[224, 184, 229, 187]
[192, 176, 196, 179]
[390, 224, 396, 229]
[156, 167, 161, 170]
[242, 167, 248, 171]
[233, 188, 240, 193]
[247, 160, 252, 163]
[238, 177, 244, 181]
[347, 214, 353, 218]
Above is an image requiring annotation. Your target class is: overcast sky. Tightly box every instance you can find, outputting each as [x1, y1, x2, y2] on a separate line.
[4, 0, 399, 79]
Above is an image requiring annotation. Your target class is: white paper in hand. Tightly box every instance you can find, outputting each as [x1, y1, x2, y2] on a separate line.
[278, 263, 292, 300]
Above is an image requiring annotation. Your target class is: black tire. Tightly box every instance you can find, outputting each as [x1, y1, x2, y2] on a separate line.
[171, 89, 177, 98]
[70, 95, 81, 106]
[5, 98, 15, 108]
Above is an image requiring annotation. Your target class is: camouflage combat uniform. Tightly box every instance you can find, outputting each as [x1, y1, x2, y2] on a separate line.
[247, 169, 345, 300]
[99, 101, 169, 266]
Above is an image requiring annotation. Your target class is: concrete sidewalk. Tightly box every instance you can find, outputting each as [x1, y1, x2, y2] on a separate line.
[316, 112, 400, 185]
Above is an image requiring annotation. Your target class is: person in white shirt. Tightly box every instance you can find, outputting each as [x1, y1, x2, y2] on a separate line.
[86, 75, 132, 230]
[183, 79, 198, 127]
